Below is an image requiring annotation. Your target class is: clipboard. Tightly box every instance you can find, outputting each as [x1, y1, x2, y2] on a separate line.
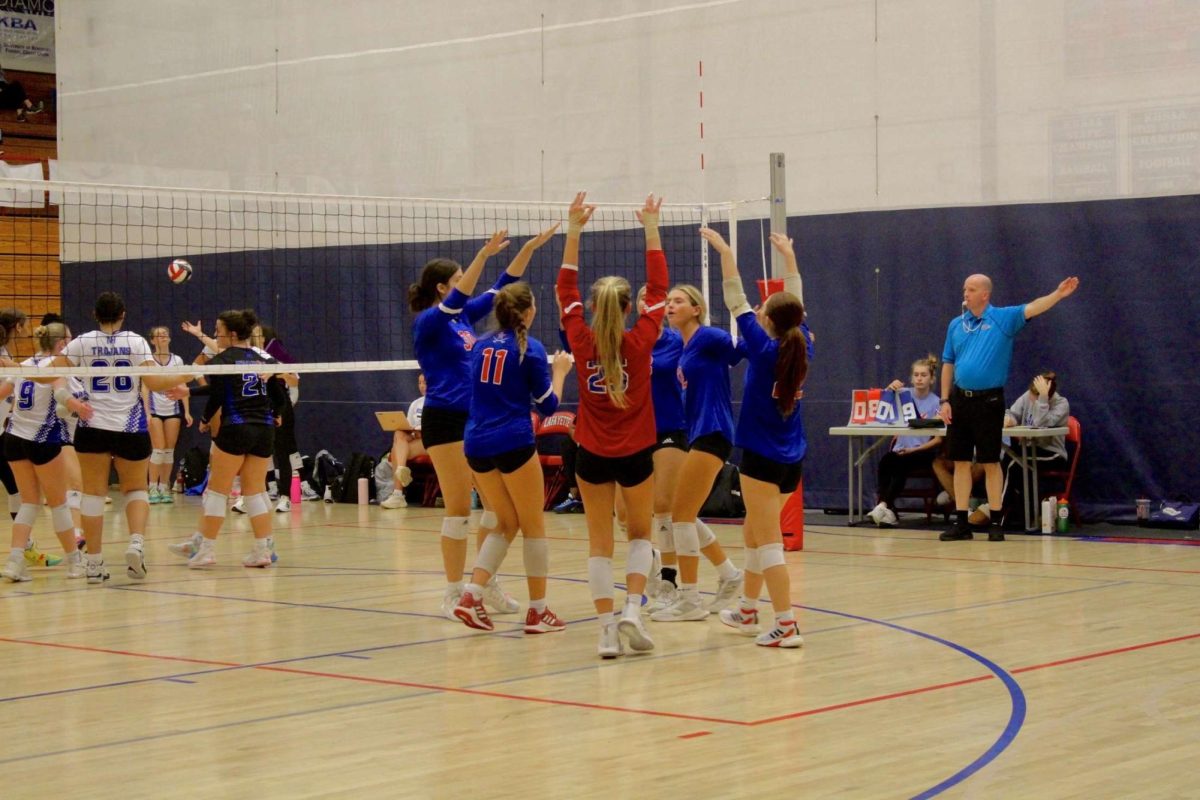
[375, 411, 414, 432]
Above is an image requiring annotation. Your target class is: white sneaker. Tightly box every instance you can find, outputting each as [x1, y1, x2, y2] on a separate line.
[866, 501, 888, 525]
[380, 492, 408, 509]
[168, 533, 203, 559]
[645, 584, 678, 615]
[396, 465, 413, 487]
[274, 497, 292, 513]
[877, 506, 899, 527]
[650, 594, 708, 622]
[1, 556, 30, 582]
[188, 544, 217, 569]
[441, 585, 464, 621]
[718, 607, 761, 636]
[65, 551, 86, 579]
[597, 621, 624, 659]
[301, 483, 319, 501]
[755, 619, 804, 648]
[706, 571, 744, 613]
[231, 496, 246, 513]
[482, 577, 520, 614]
[125, 544, 147, 580]
[936, 491, 951, 507]
[617, 608, 655, 653]
[85, 558, 110, 585]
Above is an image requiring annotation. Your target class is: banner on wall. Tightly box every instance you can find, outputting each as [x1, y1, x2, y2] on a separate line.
[0, 1, 53, 73]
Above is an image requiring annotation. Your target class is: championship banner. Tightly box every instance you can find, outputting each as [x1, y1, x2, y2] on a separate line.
[0, 1, 54, 73]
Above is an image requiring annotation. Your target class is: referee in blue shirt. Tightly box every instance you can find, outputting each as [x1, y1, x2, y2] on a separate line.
[938, 273, 1079, 542]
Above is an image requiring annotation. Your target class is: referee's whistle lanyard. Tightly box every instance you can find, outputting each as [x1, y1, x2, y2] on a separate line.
[960, 306, 984, 334]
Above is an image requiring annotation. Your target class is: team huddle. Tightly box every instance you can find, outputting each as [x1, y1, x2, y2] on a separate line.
[410, 193, 812, 658]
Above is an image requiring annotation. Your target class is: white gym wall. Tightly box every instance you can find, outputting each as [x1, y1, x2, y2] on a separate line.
[56, 0, 1200, 209]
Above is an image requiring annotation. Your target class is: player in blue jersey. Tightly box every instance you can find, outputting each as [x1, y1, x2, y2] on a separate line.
[409, 223, 560, 620]
[702, 228, 809, 648]
[452, 282, 573, 634]
[649, 283, 745, 623]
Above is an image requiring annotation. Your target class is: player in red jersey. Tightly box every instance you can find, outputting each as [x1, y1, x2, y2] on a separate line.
[557, 191, 666, 658]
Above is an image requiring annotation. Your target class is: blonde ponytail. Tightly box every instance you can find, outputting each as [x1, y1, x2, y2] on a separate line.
[590, 276, 632, 408]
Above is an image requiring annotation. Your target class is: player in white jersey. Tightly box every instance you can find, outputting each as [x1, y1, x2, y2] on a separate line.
[0, 323, 94, 582]
[143, 325, 192, 505]
[43, 293, 191, 584]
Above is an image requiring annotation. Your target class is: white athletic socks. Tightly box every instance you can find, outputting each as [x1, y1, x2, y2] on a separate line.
[530, 598, 546, 614]
[716, 559, 739, 581]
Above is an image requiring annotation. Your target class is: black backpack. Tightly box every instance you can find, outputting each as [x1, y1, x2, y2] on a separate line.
[333, 452, 378, 503]
[179, 446, 210, 491]
[699, 462, 746, 519]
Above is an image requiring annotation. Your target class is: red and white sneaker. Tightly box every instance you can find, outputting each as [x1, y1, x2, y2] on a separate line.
[755, 619, 804, 648]
[523, 606, 566, 634]
[718, 607, 761, 636]
[453, 591, 494, 631]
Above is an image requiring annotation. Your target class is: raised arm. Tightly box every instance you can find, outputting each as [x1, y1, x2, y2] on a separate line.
[1024, 277, 1079, 320]
[504, 222, 561, 279]
[699, 227, 749, 316]
[562, 191, 595, 271]
[454, 230, 511, 298]
[182, 320, 218, 354]
[769, 232, 803, 304]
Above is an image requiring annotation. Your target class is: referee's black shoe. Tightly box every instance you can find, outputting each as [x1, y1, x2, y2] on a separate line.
[939, 521, 974, 541]
[987, 528, 1006, 542]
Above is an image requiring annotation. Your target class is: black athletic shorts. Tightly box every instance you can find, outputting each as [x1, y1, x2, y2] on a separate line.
[740, 448, 803, 494]
[467, 445, 537, 475]
[947, 387, 1006, 463]
[421, 406, 469, 449]
[4, 434, 63, 466]
[576, 444, 656, 488]
[73, 427, 153, 461]
[688, 432, 733, 462]
[151, 413, 184, 422]
[656, 429, 688, 451]
[214, 424, 275, 458]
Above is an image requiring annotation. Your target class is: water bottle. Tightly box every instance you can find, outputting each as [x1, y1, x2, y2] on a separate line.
[357, 477, 369, 505]
[323, 484, 333, 503]
[1040, 498, 1053, 534]
[1056, 498, 1069, 534]
[290, 475, 302, 504]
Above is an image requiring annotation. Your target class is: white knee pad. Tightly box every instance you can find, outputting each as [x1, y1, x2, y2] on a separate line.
[51, 502, 73, 533]
[244, 492, 270, 518]
[758, 542, 786, 570]
[440, 515, 470, 541]
[479, 510, 498, 530]
[522, 537, 548, 578]
[67, 490, 82, 510]
[80, 494, 106, 517]
[696, 519, 717, 548]
[202, 490, 229, 518]
[7, 493, 22, 515]
[149, 449, 169, 465]
[474, 533, 511, 576]
[123, 490, 149, 508]
[626, 537, 653, 578]
[653, 513, 674, 553]
[14, 503, 38, 527]
[743, 547, 761, 574]
[673, 521, 700, 557]
[587, 556, 614, 602]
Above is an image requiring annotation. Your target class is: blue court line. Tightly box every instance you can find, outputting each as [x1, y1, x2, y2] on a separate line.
[333, 653, 372, 660]
[161, 677, 196, 684]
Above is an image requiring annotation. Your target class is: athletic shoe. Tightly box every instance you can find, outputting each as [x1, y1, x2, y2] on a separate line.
[148, 488, 161, 504]
[597, 621, 623, 659]
[441, 585, 464, 621]
[617, 608, 655, 653]
[1, 556, 30, 582]
[866, 501, 889, 525]
[876, 506, 899, 528]
[85, 559, 110, 585]
[396, 465, 413, 488]
[242, 541, 274, 568]
[988, 530, 1006, 542]
[301, 483, 320, 501]
[644, 585, 678, 615]
[936, 491, 952, 507]
[719, 607, 761, 636]
[24, 541, 62, 567]
[188, 545, 217, 569]
[649, 594, 708, 622]
[65, 551, 85, 579]
[453, 591, 494, 631]
[939, 522, 974, 542]
[167, 532, 203, 559]
[482, 577, 520, 614]
[705, 571, 744, 613]
[552, 496, 583, 514]
[380, 492, 407, 509]
[968, 503, 991, 527]
[523, 606, 566, 634]
[275, 497, 292, 513]
[125, 543, 147, 580]
[755, 619, 804, 648]
[231, 497, 246, 514]
[159, 490, 174, 505]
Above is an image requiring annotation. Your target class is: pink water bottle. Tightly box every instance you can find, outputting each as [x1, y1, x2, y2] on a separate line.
[290, 475, 302, 504]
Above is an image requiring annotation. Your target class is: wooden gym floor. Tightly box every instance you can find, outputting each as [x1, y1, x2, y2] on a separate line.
[1, 497, 1198, 799]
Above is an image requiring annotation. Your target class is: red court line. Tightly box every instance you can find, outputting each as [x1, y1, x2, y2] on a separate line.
[1009, 631, 1200, 674]
[679, 730, 711, 739]
[803, 548, 1200, 576]
[748, 675, 995, 726]
[0, 637, 242, 668]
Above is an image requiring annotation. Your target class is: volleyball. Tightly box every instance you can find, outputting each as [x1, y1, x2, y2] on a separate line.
[167, 258, 193, 284]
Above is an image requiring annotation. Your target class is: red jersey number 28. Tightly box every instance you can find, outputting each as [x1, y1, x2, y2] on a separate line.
[479, 348, 508, 385]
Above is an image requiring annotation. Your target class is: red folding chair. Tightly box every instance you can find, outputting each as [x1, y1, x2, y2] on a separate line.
[536, 410, 576, 510]
[1040, 416, 1081, 515]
